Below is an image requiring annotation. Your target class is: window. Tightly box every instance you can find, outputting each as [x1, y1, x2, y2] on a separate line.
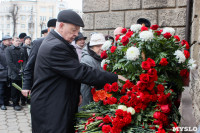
[7, 16, 10, 20]
[40, 16, 46, 21]
[21, 16, 26, 20]
[21, 24, 25, 28]
[7, 24, 10, 28]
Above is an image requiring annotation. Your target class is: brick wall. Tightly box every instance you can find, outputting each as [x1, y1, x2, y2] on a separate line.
[82, 0, 187, 40]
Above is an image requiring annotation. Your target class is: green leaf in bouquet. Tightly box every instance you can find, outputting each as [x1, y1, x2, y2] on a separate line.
[137, 114, 142, 122]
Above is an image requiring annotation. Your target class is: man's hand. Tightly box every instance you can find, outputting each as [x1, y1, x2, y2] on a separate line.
[78, 95, 82, 106]
[118, 75, 127, 81]
[22, 90, 31, 97]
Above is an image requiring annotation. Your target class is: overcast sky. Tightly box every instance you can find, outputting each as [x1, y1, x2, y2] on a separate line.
[67, 0, 82, 11]
[0, 0, 83, 11]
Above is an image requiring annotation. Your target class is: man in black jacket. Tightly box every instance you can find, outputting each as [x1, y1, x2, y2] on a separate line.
[21, 18, 57, 97]
[5, 37, 27, 111]
[30, 9, 126, 133]
[0, 35, 12, 110]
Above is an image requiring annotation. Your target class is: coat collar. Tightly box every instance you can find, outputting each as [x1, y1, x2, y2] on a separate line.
[50, 30, 78, 59]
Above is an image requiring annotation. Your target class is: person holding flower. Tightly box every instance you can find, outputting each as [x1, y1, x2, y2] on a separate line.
[5, 37, 27, 111]
[30, 10, 127, 133]
[79, 33, 108, 110]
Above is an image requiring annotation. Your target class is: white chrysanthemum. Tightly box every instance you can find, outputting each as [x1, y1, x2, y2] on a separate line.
[101, 40, 112, 50]
[127, 107, 135, 115]
[130, 24, 142, 33]
[126, 47, 140, 61]
[162, 27, 175, 35]
[101, 59, 110, 67]
[139, 31, 154, 42]
[174, 50, 186, 63]
[188, 59, 197, 70]
[118, 105, 127, 111]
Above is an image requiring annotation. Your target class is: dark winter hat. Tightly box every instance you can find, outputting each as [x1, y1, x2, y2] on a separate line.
[74, 32, 87, 42]
[19, 33, 27, 39]
[2, 35, 12, 41]
[137, 18, 151, 27]
[24, 36, 31, 41]
[57, 10, 84, 27]
[41, 29, 48, 34]
[47, 18, 57, 28]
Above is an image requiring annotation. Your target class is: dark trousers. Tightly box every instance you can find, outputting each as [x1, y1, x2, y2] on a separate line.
[0, 81, 11, 105]
[11, 80, 22, 106]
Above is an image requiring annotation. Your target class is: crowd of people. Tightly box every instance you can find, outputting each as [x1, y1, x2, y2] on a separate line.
[0, 9, 151, 132]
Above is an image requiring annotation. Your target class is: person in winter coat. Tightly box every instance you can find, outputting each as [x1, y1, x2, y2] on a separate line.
[22, 36, 32, 56]
[0, 35, 12, 110]
[72, 32, 87, 61]
[5, 37, 27, 111]
[30, 10, 126, 133]
[79, 33, 106, 110]
[21, 18, 57, 97]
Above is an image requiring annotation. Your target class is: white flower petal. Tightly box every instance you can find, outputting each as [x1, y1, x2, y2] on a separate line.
[126, 47, 140, 61]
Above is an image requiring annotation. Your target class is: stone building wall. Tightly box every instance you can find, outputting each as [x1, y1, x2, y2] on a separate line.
[82, 0, 187, 40]
[190, 0, 200, 127]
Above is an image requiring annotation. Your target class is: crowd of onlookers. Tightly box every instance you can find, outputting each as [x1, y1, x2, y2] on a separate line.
[0, 16, 151, 111]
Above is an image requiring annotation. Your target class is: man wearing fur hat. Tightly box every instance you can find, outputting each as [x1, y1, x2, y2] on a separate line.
[30, 10, 126, 133]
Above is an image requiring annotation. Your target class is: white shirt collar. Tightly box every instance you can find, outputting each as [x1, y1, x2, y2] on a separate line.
[54, 29, 62, 37]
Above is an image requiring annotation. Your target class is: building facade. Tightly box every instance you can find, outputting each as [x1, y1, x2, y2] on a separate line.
[0, 0, 68, 39]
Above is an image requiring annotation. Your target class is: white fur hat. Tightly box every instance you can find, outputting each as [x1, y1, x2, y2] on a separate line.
[89, 33, 105, 46]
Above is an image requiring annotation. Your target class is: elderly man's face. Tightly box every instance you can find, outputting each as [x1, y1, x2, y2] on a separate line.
[60, 23, 80, 43]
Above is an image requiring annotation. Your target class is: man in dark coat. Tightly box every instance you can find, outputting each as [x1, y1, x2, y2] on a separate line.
[0, 35, 12, 110]
[21, 18, 57, 97]
[31, 10, 125, 133]
[5, 37, 27, 111]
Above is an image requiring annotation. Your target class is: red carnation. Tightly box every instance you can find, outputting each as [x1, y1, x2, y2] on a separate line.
[160, 104, 171, 113]
[140, 73, 150, 83]
[102, 125, 111, 133]
[163, 32, 172, 39]
[107, 97, 117, 105]
[115, 109, 124, 117]
[101, 50, 108, 59]
[148, 68, 157, 77]
[111, 82, 118, 92]
[103, 115, 112, 123]
[18, 60, 23, 63]
[150, 25, 159, 30]
[155, 30, 161, 36]
[137, 81, 147, 91]
[110, 46, 117, 53]
[120, 36, 129, 46]
[157, 84, 165, 93]
[121, 28, 127, 34]
[181, 40, 189, 49]
[119, 95, 129, 104]
[141, 61, 151, 70]
[104, 83, 111, 92]
[153, 111, 162, 119]
[180, 69, 189, 78]
[103, 64, 108, 71]
[115, 35, 120, 41]
[125, 31, 133, 38]
[174, 35, 180, 41]
[147, 58, 156, 67]
[91, 88, 96, 95]
[159, 58, 168, 66]
[141, 26, 148, 32]
[184, 50, 190, 59]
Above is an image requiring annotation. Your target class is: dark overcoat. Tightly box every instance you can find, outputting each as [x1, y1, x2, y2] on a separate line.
[0, 43, 8, 81]
[31, 30, 118, 133]
[22, 38, 44, 90]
